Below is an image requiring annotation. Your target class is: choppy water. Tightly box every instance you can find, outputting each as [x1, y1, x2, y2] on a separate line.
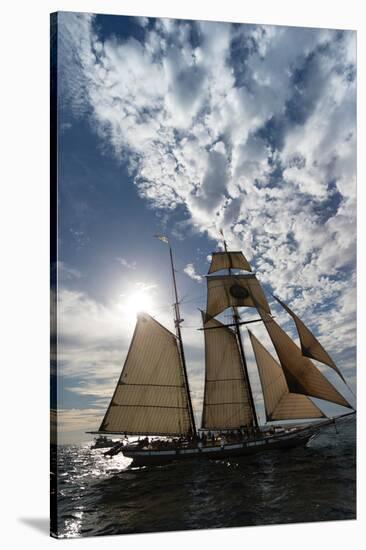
[51, 418, 356, 538]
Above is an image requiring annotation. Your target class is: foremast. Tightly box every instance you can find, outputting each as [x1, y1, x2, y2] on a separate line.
[166, 240, 197, 437]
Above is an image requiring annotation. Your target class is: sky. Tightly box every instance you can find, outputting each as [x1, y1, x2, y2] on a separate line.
[53, 12, 356, 444]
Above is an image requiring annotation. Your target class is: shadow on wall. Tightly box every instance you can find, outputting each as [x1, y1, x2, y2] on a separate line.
[18, 518, 49, 536]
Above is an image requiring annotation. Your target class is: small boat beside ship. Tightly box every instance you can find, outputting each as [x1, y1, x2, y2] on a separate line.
[89, 235, 355, 466]
[90, 435, 117, 449]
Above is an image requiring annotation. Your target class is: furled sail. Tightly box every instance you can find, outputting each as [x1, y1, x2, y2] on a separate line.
[201, 315, 254, 429]
[259, 309, 351, 408]
[208, 251, 252, 274]
[273, 295, 346, 383]
[99, 313, 194, 436]
[248, 330, 325, 421]
[206, 274, 271, 319]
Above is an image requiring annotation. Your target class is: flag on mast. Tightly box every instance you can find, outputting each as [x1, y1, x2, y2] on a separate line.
[155, 235, 169, 244]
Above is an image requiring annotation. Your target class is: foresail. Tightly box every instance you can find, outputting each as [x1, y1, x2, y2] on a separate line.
[206, 274, 271, 319]
[201, 315, 253, 429]
[273, 295, 346, 383]
[259, 310, 351, 409]
[248, 330, 324, 421]
[208, 251, 252, 274]
[99, 314, 194, 435]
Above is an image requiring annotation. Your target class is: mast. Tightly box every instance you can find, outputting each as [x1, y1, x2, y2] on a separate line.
[168, 241, 197, 436]
[222, 236, 259, 429]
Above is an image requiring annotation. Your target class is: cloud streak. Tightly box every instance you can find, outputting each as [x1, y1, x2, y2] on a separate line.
[116, 257, 137, 270]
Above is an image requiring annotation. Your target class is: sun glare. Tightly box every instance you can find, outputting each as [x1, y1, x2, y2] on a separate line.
[117, 283, 156, 323]
[124, 291, 154, 316]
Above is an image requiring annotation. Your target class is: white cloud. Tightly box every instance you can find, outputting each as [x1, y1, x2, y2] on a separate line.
[183, 263, 203, 282]
[60, 122, 72, 132]
[57, 260, 82, 281]
[56, 408, 103, 433]
[58, 288, 127, 348]
[60, 15, 354, 316]
[116, 256, 137, 270]
[62, 17, 353, 279]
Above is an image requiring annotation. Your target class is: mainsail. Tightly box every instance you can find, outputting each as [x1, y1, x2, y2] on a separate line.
[99, 313, 194, 436]
[208, 251, 252, 273]
[206, 274, 271, 319]
[201, 316, 254, 429]
[273, 295, 346, 383]
[259, 309, 351, 408]
[248, 330, 325, 421]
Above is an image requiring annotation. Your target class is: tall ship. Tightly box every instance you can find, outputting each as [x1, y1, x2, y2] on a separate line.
[89, 235, 355, 465]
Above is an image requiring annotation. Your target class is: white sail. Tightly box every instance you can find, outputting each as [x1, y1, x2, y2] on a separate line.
[206, 274, 271, 319]
[273, 295, 346, 382]
[259, 309, 351, 408]
[208, 251, 252, 273]
[248, 330, 325, 421]
[201, 315, 254, 430]
[99, 313, 194, 435]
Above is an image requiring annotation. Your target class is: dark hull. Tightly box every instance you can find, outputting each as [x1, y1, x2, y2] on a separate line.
[123, 425, 318, 466]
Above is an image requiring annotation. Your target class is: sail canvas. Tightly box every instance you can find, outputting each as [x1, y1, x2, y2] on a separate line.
[273, 295, 346, 382]
[50, 8, 357, 541]
[206, 274, 271, 318]
[99, 314, 194, 435]
[202, 316, 253, 429]
[248, 330, 325, 421]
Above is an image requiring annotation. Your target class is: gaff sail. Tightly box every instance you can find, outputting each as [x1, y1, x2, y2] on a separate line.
[273, 295, 346, 383]
[248, 330, 324, 421]
[201, 316, 254, 429]
[99, 313, 194, 436]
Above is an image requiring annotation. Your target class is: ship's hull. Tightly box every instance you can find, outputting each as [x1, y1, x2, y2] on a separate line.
[122, 425, 319, 466]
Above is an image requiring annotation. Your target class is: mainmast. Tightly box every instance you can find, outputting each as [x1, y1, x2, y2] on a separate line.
[202, 234, 353, 433]
[222, 236, 259, 429]
[165, 239, 197, 436]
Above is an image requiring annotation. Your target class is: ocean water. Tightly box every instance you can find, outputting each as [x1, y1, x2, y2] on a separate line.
[51, 418, 356, 538]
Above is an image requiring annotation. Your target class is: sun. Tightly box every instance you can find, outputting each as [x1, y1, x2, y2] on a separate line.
[117, 284, 156, 323]
[124, 291, 154, 316]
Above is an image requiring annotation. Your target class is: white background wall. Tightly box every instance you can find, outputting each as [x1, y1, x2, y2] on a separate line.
[0, 0, 364, 548]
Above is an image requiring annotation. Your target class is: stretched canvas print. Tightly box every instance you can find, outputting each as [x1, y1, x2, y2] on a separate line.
[50, 11, 357, 538]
